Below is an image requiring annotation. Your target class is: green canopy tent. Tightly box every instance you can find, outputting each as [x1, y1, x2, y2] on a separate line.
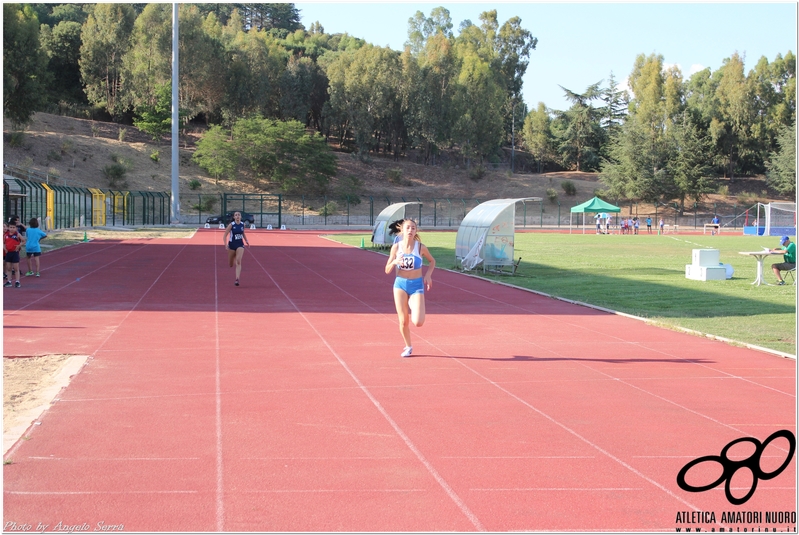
[569, 197, 621, 234]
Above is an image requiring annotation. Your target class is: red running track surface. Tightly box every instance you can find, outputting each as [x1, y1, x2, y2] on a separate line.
[3, 230, 796, 532]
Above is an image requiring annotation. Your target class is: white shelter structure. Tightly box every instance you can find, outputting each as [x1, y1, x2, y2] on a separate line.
[455, 198, 541, 272]
[371, 202, 421, 248]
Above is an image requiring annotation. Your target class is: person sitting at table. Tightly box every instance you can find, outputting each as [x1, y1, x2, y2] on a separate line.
[770, 235, 796, 285]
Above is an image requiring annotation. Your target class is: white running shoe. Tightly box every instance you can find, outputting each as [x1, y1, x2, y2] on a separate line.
[401, 346, 412, 358]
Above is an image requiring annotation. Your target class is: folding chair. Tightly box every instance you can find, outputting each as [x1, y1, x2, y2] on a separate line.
[784, 267, 796, 285]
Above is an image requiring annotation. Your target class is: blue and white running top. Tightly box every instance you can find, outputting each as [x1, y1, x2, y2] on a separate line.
[396, 240, 423, 271]
[229, 222, 246, 249]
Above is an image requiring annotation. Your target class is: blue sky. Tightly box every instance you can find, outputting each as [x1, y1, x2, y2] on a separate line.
[294, 2, 797, 112]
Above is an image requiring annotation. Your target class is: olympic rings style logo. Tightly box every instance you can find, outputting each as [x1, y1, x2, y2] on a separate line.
[676, 430, 796, 505]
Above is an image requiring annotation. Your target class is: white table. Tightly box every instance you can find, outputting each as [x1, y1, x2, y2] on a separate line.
[739, 251, 781, 286]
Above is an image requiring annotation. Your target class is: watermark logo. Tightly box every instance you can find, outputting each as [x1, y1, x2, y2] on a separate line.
[676, 430, 796, 505]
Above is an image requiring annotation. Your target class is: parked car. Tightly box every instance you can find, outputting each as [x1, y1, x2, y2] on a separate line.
[206, 212, 256, 226]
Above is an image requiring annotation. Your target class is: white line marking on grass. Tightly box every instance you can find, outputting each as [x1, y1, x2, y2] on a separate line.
[247, 250, 487, 533]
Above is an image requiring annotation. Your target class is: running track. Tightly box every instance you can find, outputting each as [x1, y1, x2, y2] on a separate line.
[3, 230, 796, 532]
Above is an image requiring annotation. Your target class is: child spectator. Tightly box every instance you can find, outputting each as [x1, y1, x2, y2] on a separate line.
[24, 218, 47, 277]
[4, 221, 25, 287]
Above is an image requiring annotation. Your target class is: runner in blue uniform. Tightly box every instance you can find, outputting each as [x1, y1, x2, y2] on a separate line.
[223, 211, 250, 286]
[384, 219, 436, 357]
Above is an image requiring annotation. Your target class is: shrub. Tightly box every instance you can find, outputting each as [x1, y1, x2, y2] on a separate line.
[8, 131, 24, 147]
[718, 185, 729, 197]
[469, 165, 486, 181]
[561, 180, 577, 196]
[188, 179, 201, 190]
[47, 167, 60, 178]
[386, 168, 403, 185]
[47, 150, 62, 161]
[103, 163, 128, 189]
[110, 153, 133, 169]
[150, 150, 160, 162]
[191, 195, 217, 212]
[336, 175, 362, 205]
[318, 201, 338, 216]
[546, 188, 558, 203]
[90, 123, 100, 137]
[118, 127, 127, 142]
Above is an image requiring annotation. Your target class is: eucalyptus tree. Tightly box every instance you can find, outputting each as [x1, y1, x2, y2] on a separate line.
[710, 53, 755, 181]
[746, 53, 796, 172]
[326, 44, 404, 158]
[450, 19, 505, 166]
[404, 30, 457, 164]
[79, 3, 135, 119]
[39, 19, 84, 103]
[406, 6, 454, 56]
[522, 102, 556, 173]
[177, 5, 228, 122]
[4, 3, 49, 127]
[222, 25, 287, 120]
[123, 3, 172, 111]
[279, 54, 327, 128]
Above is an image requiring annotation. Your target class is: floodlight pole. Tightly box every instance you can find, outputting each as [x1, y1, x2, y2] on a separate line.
[170, 3, 180, 223]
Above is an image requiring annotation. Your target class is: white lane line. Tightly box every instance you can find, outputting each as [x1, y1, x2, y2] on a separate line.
[470, 487, 643, 492]
[213, 242, 224, 532]
[5, 490, 198, 495]
[247, 250, 486, 532]
[91, 243, 189, 355]
[241, 488, 426, 493]
[4, 243, 144, 314]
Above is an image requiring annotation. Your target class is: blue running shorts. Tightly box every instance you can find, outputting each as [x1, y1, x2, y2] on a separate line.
[393, 276, 424, 296]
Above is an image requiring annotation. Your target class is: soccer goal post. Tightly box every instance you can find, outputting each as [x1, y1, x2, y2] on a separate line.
[764, 202, 797, 237]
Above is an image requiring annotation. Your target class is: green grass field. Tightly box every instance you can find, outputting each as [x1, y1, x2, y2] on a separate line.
[330, 231, 797, 355]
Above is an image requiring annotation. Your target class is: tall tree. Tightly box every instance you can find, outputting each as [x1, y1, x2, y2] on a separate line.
[450, 20, 505, 165]
[710, 52, 755, 181]
[178, 5, 228, 122]
[123, 3, 172, 111]
[522, 103, 555, 173]
[39, 19, 84, 103]
[4, 4, 49, 127]
[667, 113, 715, 211]
[236, 4, 302, 32]
[767, 122, 796, 196]
[79, 3, 135, 119]
[555, 82, 604, 171]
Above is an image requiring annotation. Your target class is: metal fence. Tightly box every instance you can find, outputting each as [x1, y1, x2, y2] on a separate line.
[2, 161, 763, 232]
[3, 174, 170, 229]
[181, 194, 762, 232]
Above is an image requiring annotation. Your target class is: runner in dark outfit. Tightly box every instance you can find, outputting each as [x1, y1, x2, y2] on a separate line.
[223, 212, 250, 286]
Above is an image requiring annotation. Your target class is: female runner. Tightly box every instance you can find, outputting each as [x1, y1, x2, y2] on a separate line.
[223, 211, 250, 286]
[384, 219, 435, 357]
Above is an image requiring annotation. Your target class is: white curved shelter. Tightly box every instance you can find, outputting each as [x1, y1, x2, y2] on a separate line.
[371, 202, 422, 247]
[455, 198, 541, 272]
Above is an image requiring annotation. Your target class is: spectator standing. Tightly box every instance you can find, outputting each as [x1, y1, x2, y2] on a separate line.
[23, 218, 47, 277]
